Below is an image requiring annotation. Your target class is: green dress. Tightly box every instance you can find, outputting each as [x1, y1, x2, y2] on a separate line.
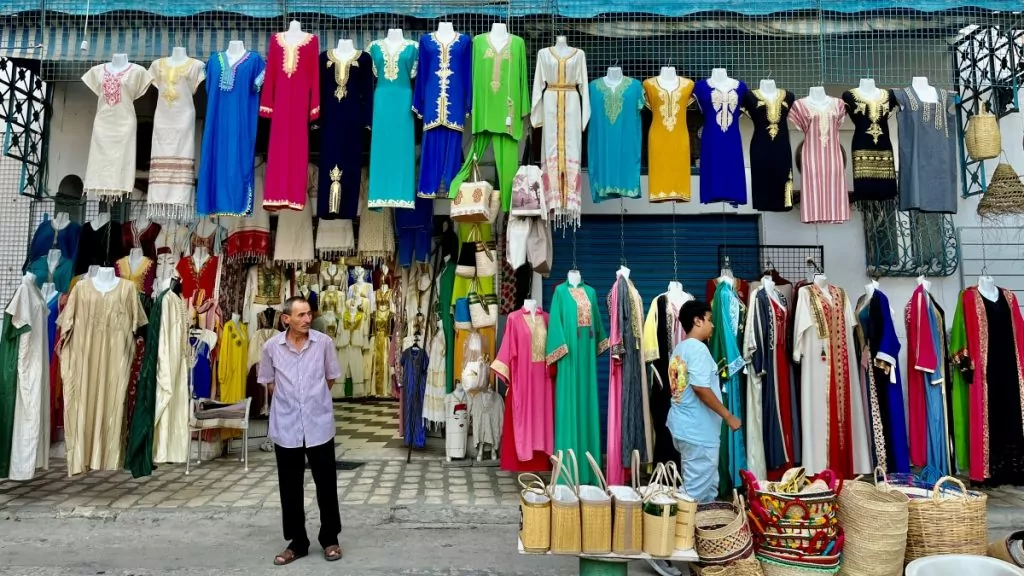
[950, 291, 970, 473]
[710, 281, 747, 498]
[125, 289, 166, 478]
[546, 281, 608, 484]
[0, 312, 29, 478]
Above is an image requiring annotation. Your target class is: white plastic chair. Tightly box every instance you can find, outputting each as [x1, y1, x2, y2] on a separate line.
[185, 397, 251, 475]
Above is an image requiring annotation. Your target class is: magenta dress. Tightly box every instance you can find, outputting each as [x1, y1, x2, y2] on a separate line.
[492, 309, 554, 464]
[259, 33, 321, 212]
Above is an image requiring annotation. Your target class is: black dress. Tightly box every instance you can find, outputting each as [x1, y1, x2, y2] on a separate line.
[317, 50, 374, 220]
[73, 220, 126, 276]
[648, 294, 681, 467]
[842, 89, 899, 201]
[984, 292, 1024, 486]
[742, 89, 795, 212]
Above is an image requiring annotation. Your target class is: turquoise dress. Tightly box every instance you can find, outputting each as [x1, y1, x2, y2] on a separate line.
[587, 77, 645, 202]
[368, 39, 419, 210]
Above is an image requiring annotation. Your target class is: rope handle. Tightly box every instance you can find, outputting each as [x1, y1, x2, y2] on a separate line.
[565, 448, 581, 496]
[585, 451, 608, 492]
[518, 473, 548, 493]
[931, 475, 971, 502]
[547, 450, 563, 494]
[665, 461, 684, 490]
[630, 449, 641, 493]
[642, 463, 671, 504]
[470, 153, 483, 183]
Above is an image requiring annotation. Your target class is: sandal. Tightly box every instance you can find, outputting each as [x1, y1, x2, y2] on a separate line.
[273, 548, 307, 566]
[324, 545, 343, 562]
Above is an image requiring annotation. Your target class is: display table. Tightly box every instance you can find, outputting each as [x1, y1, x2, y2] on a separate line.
[518, 537, 699, 575]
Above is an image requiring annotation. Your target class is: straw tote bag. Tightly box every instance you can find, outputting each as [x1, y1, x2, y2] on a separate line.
[642, 463, 678, 557]
[836, 469, 908, 576]
[895, 475, 987, 563]
[965, 101, 1001, 161]
[518, 473, 552, 553]
[548, 450, 582, 555]
[579, 452, 613, 554]
[451, 155, 500, 223]
[609, 450, 644, 555]
[695, 491, 753, 566]
[664, 462, 699, 551]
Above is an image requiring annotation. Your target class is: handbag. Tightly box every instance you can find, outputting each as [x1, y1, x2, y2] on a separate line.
[475, 237, 497, 278]
[456, 232, 477, 278]
[454, 296, 472, 330]
[610, 450, 644, 555]
[965, 101, 1001, 161]
[452, 155, 500, 223]
[468, 280, 495, 329]
[548, 450, 582, 554]
[518, 473, 552, 552]
[526, 219, 554, 276]
[642, 463, 678, 557]
[511, 134, 547, 218]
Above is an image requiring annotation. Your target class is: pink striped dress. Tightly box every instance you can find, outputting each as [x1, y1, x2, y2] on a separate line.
[790, 97, 850, 224]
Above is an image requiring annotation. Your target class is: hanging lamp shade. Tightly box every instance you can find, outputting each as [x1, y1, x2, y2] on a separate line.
[977, 163, 1024, 217]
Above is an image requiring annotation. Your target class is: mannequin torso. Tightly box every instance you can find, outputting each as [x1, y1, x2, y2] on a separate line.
[618, 265, 631, 281]
[128, 247, 144, 271]
[807, 86, 830, 109]
[47, 249, 62, 274]
[523, 298, 538, 318]
[92, 268, 119, 294]
[384, 28, 407, 55]
[978, 275, 998, 302]
[911, 76, 938, 103]
[604, 66, 623, 88]
[51, 212, 71, 232]
[283, 20, 306, 45]
[108, 53, 130, 74]
[708, 67, 736, 91]
[435, 22, 457, 45]
[489, 23, 510, 52]
[334, 39, 356, 61]
[917, 274, 932, 293]
[856, 78, 880, 100]
[667, 281, 688, 309]
[192, 246, 210, 271]
[90, 212, 111, 230]
[226, 41, 246, 66]
[41, 282, 57, 302]
[761, 275, 780, 303]
[864, 279, 879, 300]
[657, 67, 679, 92]
[813, 274, 832, 302]
[169, 46, 189, 66]
[552, 35, 573, 58]
[758, 79, 778, 100]
[567, 270, 582, 287]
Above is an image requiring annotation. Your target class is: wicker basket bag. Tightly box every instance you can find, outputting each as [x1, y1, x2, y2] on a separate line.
[757, 555, 841, 576]
[642, 463, 678, 557]
[518, 473, 552, 553]
[548, 450, 582, 555]
[580, 451, 613, 555]
[695, 492, 754, 566]
[965, 101, 1001, 161]
[665, 462, 699, 551]
[609, 450, 644, 555]
[699, 556, 765, 576]
[898, 475, 988, 563]
[836, 470, 908, 576]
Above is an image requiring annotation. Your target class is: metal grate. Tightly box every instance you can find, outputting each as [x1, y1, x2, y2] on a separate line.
[861, 199, 960, 278]
[957, 226, 1024, 309]
[717, 243, 824, 286]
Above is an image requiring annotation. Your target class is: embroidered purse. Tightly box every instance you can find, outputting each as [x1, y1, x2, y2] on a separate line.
[452, 155, 500, 223]
[511, 133, 547, 218]
[454, 296, 472, 330]
[475, 238, 497, 278]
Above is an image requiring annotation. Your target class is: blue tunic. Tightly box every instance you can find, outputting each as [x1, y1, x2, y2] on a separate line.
[859, 291, 911, 475]
[191, 337, 213, 399]
[25, 255, 73, 294]
[694, 79, 748, 205]
[47, 294, 59, 362]
[26, 215, 81, 270]
[587, 77, 644, 202]
[367, 40, 418, 210]
[923, 299, 950, 481]
[196, 51, 266, 217]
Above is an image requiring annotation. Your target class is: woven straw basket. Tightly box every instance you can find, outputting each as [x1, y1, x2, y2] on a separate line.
[699, 556, 765, 575]
[664, 462, 699, 550]
[548, 450, 582, 555]
[580, 452, 612, 555]
[988, 530, 1024, 567]
[965, 102, 1001, 160]
[695, 492, 753, 566]
[518, 473, 551, 553]
[978, 163, 1024, 217]
[837, 470, 909, 576]
[758, 555, 841, 576]
[642, 463, 678, 557]
[609, 450, 644, 555]
[899, 476, 988, 563]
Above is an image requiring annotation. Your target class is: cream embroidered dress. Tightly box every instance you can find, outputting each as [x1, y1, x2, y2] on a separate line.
[82, 63, 154, 198]
[531, 47, 590, 229]
[153, 290, 190, 464]
[147, 58, 206, 220]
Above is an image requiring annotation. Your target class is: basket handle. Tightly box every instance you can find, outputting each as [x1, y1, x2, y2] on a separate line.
[642, 463, 669, 504]
[665, 461, 684, 490]
[547, 450, 563, 494]
[565, 448, 581, 495]
[518, 473, 547, 492]
[630, 449, 641, 493]
[931, 475, 970, 502]
[585, 451, 608, 492]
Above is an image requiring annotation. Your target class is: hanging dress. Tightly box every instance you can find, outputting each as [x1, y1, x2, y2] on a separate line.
[710, 280, 747, 494]
[842, 88, 899, 202]
[643, 77, 694, 202]
[147, 57, 206, 220]
[588, 77, 644, 202]
[224, 161, 272, 263]
[742, 89, 795, 212]
[643, 292, 692, 468]
[401, 346, 429, 449]
[894, 87, 958, 213]
[694, 79, 748, 206]
[607, 272, 652, 485]
[74, 220, 124, 276]
[26, 215, 81, 268]
[790, 97, 850, 224]
[367, 39, 419, 210]
[318, 49, 374, 219]
[218, 319, 248, 404]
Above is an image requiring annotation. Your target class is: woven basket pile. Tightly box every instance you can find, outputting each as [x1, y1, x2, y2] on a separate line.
[883, 474, 987, 564]
[836, 471, 909, 576]
[978, 163, 1024, 217]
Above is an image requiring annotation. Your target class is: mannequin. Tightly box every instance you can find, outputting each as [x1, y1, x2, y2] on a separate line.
[436, 21, 457, 44]
[618, 264, 631, 281]
[169, 46, 189, 66]
[225, 40, 246, 66]
[813, 272, 831, 303]
[911, 76, 937, 103]
[978, 274, 998, 302]
[489, 23, 510, 52]
[283, 20, 306, 45]
[657, 66, 679, 91]
[667, 280, 687, 308]
[128, 247, 144, 272]
[605, 66, 623, 87]
[445, 382, 469, 461]
[92, 267, 119, 294]
[334, 38, 356, 60]
[231, 312, 241, 324]
[864, 278, 880, 300]
[567, 269, 582, 287]
[192, 246, 210, 271]
[523, 298, 538, 318]
[108, 53, 130, 73]
[90, 212, 111, 230]
[384, 28, 407, 55]
[857, 78, 880, 100]
[41, 282, 57, 302]
[88, 265, 100, 278]
[23, 272, 36, 286]
[807, 86, 830, 108]
[718, 258, 734, 285]
[916, 274, 932, 293]
[47, 249, 61, 277]
[708, 67, 735, 89]
[761, 274, 780, 303]
[758, 78, 778, 100]
[51, 212, 71, 231]
[156, 276, 172, 295]
[552, 35, 572, 58]
[195, 217, 218, 239]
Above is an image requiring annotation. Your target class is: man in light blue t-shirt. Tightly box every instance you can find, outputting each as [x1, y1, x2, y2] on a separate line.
[666, 300, 742, 504]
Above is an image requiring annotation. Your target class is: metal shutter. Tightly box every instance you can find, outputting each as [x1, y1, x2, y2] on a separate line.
[542, 214, 760, 452]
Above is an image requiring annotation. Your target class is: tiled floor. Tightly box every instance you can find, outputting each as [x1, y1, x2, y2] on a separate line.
[333, 399, 448, 461]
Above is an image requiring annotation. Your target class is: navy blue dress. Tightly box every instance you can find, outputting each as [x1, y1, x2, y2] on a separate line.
[694, 79, 748, 206]
[26, 214, 81, 270]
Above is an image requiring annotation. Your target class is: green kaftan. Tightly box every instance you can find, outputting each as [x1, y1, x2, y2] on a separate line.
[950, 291, 970, 474]
[546, 281, 608, 485]
[0, 312, 28, 478]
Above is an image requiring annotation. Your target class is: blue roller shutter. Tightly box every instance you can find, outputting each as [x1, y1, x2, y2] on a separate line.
[542, 214, 759, 453]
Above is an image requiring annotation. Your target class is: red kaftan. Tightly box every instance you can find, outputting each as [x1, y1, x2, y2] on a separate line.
[905, 284, 936, 468]
[176, 255, 219, 304]
[259, 32, 321, 212]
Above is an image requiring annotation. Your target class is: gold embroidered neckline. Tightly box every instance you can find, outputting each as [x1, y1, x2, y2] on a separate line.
[753, 89, 788, 140]
[375, 39, 412, 82]
[276, 32, 314, 77]
[547, 47, 578, 62]
[326, 49, 361, 101]
[850, 88, 891, 145]
[648, 77, 688, 132]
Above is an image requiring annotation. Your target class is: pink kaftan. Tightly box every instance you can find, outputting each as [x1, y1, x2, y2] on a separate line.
[491, 309, 554, 462]
[259, 33, 320, 212]
[790, 97, 849, 224]
[905, 284, 935, 468]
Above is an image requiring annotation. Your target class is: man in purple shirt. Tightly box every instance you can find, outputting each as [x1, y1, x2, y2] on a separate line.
[258, 296, 343, 566]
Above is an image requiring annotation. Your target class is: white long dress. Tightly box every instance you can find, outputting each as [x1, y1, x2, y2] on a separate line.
[147, 58, 206, 220]
[273, 164, 317, 265]
[153, 290, 190, 464]
[82, 63, 153, 198]
[423, 331, 447, 426]
[7, 276, 49, 480]
[792, 283, 871, 477]
[530, 47, 590, 229]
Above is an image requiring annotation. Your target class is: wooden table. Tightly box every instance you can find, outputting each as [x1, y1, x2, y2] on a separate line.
[518, 537, 699, 575]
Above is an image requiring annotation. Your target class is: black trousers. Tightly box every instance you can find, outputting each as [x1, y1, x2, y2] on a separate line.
[274, 440, 341, 552]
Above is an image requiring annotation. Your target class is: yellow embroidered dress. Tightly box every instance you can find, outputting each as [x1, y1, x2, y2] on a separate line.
[217, 319, 248, 404]
[643, 76, 694, 202]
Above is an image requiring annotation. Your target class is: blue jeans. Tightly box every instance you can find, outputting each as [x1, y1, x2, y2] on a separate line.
[673, 437, 719, 503]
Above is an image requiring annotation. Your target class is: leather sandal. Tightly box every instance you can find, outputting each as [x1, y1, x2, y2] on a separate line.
[273, 548, 307, 566]
[324, 545, 343, 562]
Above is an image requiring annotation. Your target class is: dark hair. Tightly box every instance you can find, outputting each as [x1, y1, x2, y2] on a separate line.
[678, 299, 712, 332]
[281, 296, 310, 316]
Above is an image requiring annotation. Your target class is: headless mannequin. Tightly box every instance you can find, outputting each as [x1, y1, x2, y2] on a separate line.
[489, 23, 510, 52]
[47, 249, 61, 276]
[435, 22, 457, 45]
[90, 212, 111, 230]
[135, 217, 152, 233]
[761, 275, 780, 304]
[856, 78, 880, 100]
[552, 35, 572, 58]
[108, 53, 130, 74]
[917, 274, 932, 293]
[192, 246, 210, 271]
[523, 298, 538, 318]
[156, 276, 172, 294]
[23, 272, 36, 286]
[51, 212, 71, 231]
[718, 260, 734, 287]
[168, 46, 189, 66]
[283, 20, 306, 45]
[567, 270, 582, 287]
[92, 267, 119, 294]
[334, 39, 356, 60]
[807, 86, 830, 109]
[41, 282, 57, 302]
[605, 66, 623, 88]
[657, 66, 679, 92]
[384, 28, 407, 55]
[225, 41, 246, 66]
[618, 264, 631, 281]
[708, 67, 736, 90]
[231, 312, 241, 324]
[978, 274, 998, 302]
[911, 76, 938, 104]
[813, 273, 832, 302]
[758, 78, 778, 100]
[195, 218, 218, 239]
[128, 247, 145, 272]
[88, 265, 100, 278]
[864, 279, 880, 300]
[667, 281, 687, 309]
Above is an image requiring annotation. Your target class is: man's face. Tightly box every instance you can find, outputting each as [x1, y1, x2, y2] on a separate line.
[692, 311, 714, 339]
[283, 301, 313, 334]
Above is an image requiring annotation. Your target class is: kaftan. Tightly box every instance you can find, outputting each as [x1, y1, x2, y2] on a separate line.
[607, 273, 651, 486]
[318, 50, 373, 219]
[82, 64, 154, 198]
[742, 90, 795, 212]
[401, 346, 429, 449]
[153, 290, 190, 464]
[196, 51, 266, 217]
[6, 276, 49, 480]
[895, 87, 958, 213]
[147, 57, 206, 220]
[273, 164, 317, 264]
[224, 161, 271, 262]
[74, 221, 124, 276]
[492, 309, 554, 462]
[694, 79, 748, 206]
[588, 77, 645, 202]
[58, 279, 147, 475]
[218, 320, 248, 403]
[790, 98, 850, 224]
[793, 284, 871, 478]
[842, 89, 898, 201]
[368, 39, 419, 210]
[906, 285, 948, 475]
[642, 292, 692, 468]
[710, 280, 747, 494]
[260, 33, 321, 211]
[114, 256, 156, 295]
[26, 215, 81, 267]
[547, 282, 608, 485]
[531, 48, 590, 228]
[424, 331, 447, 426]
[643, 77, 694, 202]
